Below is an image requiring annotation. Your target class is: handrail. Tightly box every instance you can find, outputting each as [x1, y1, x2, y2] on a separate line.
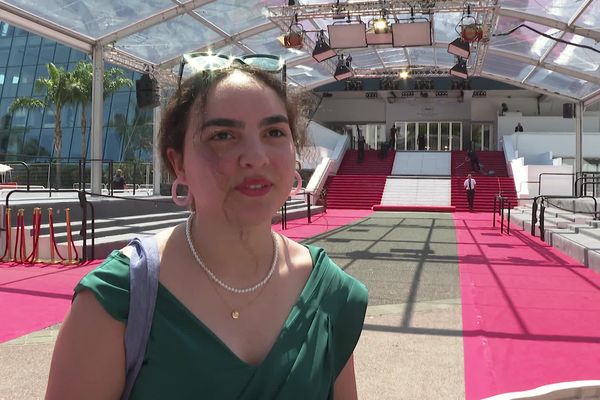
[530, 194, 599, 239]
[574, 177, 600, 198]
[492, 194, 511, 234]
[538, 172, 575, 196]
[2, 161, 31, 191]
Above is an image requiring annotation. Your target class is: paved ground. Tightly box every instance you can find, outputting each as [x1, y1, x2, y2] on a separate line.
[0, 212, 465, 399]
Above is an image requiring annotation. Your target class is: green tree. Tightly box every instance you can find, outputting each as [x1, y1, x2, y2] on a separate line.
[9, 63, 79, 187]
[71, 61, 133, 159]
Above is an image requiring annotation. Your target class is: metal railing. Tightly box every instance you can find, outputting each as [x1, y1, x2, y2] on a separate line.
[531, 195, 599, 241]
[492, 194, 511, 234]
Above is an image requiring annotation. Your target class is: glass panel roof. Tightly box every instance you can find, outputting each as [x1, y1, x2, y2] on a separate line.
[547, 32, 600, 76]
[499, 0, 583, 23]
[379, 48, 409, 68]
[407, 47, 435, 66]
[482, 52, 536, 81]
[526, 67, 600, 99]
[115, 14, 224, 63]
[490, 15, 558, 59]
[351, 48, 384, 69]
[196, 0, 276, 35]
[287, 62, 332, 87]
[577, 1, 600, 32]
[6, 0, 170, 39]
[433, 12, 463, 43]
[2, 0, 600, 103]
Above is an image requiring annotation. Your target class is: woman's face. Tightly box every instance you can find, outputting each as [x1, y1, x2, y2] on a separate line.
[174, 70, 297, 227]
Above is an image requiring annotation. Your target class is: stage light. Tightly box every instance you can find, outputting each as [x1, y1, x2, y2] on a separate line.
[334, 55, 353, 81]
[328, 22, 367, 49]
[450, 59, 468, 80]
[399, 70, 409, 79]
[312, 30, 336, 62]
[279, 20, 304, 49]
[392, 20, 432, 47]
[447, 38, 470, 59]
[373, 17, 390, 34]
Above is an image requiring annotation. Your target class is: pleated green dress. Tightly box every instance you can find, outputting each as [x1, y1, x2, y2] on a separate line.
[75, 245, 368, 399]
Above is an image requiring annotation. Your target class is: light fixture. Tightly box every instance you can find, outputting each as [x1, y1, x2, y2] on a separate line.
[461, 23, 483, 43]
[373, 17, 390, 34]
[447, 38, 470, 59]
[334, 55, 353, 81]
[392, 20, 432, 47]
[450, 59, 468, 80]
[312, 30, 336, 62]
[328, 21, 367, 48]
[399, 70, 409, 79]
[280, 15, 304, 49]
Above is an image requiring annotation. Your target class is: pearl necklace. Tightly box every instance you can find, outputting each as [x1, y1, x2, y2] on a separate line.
[185, 214, 279, 303]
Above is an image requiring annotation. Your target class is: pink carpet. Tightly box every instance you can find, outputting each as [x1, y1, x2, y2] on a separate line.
[0, 209, 371, 344]
[454, 212, 600, 399]
[272, 209, 373, 240]
[0, 261, 102, 343]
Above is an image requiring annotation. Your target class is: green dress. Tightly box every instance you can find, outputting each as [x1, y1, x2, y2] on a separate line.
[75, 245, 368, 399]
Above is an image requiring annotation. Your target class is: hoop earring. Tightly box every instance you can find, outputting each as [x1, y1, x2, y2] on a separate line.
[171, 178, 190, 207]
[290, 171, 302, 197]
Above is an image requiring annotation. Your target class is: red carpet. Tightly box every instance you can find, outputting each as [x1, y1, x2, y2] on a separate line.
[0, 261, 102, 343]
[273, 209, 373, 240]
[454, 212, 600, 399]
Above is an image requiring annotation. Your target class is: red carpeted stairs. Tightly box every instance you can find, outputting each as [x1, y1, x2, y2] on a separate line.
[451, 151, 518, 212]
[326, 149, 394, 209]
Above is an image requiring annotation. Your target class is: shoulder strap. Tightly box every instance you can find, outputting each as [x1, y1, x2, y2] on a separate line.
[121, 236, 160, 400]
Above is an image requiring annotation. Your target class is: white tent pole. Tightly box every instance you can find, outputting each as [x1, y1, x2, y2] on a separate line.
[153, 107, 162, 196]
[91, 45, 105, 194]
[575, 101, 583, 177]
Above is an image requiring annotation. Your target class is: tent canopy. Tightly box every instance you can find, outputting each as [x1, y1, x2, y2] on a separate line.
[1, 0, 599, 105]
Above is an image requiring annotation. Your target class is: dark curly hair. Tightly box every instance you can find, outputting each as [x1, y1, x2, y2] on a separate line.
[159, 67, 307, 176]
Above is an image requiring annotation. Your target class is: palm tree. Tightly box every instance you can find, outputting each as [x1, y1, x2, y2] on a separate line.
[70, 61, 133, 159]
[9, 63, 79, 188]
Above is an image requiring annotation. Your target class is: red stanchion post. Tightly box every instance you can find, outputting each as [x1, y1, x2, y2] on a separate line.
[63, 208, 79, 265]
[0, 208, 11, 262]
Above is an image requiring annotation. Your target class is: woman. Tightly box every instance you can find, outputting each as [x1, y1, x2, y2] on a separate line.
[45, 65, 368, 399]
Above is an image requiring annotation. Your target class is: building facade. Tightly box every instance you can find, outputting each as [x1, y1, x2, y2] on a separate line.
[0, 21, 153, 164]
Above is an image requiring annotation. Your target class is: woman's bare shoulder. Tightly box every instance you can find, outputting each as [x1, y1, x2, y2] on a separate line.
[277, 234, 313, 270]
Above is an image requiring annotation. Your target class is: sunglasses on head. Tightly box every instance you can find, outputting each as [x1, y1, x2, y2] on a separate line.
[178, 52, 284, 88]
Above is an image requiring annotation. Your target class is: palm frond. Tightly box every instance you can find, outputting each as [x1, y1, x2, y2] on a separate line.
[8, 97, 46, 113]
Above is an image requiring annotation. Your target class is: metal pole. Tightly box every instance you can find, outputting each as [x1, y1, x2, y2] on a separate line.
[575, 101, 583, 179]
[91, 45, 105, 194]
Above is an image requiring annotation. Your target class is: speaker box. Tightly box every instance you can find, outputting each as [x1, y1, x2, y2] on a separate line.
[136, 74, 160, 108]
[563, 103, 575, 119]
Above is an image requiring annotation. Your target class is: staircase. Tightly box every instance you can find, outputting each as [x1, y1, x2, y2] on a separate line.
[326, 150, 394, 209]
[451, 151, 518, 212]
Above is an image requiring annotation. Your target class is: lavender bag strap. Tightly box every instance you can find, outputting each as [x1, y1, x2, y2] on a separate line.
[121, 236, 160, 400]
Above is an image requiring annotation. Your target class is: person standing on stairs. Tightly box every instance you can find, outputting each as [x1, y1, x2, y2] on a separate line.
[357, 133, 365, 163]
[45, 62, 368, 399]
[464, 173, 477, 211]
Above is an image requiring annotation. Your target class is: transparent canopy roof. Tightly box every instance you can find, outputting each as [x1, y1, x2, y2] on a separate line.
[1, 0, 600, 105]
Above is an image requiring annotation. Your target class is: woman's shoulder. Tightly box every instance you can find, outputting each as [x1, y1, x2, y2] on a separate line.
[75, 250, 132, 322]
[304, 244, 368, 305]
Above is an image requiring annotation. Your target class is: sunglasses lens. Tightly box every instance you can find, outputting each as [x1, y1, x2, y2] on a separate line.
[184, 53, 229, 72]
[242, 55, 283, 72]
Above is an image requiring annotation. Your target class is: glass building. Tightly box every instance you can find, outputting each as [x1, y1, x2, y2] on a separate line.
[0, 21, 153, 163]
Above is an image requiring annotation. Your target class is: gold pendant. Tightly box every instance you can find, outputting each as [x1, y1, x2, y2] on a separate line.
[231, 310, 240, 319]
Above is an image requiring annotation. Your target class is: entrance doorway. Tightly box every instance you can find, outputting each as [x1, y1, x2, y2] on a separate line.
[394, 121, 463, 151]
[470, 123, 494, 150]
